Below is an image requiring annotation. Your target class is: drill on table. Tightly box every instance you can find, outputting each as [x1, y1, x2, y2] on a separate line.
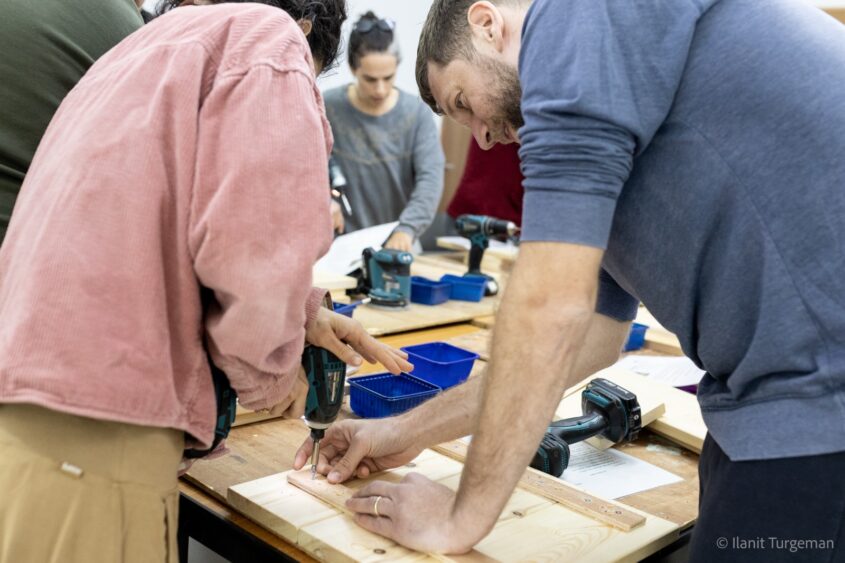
[530, 378, 642, 477]
[302, 299, 348, 479]
[455, 214, 519, 296]
[350, 247, 413, 308]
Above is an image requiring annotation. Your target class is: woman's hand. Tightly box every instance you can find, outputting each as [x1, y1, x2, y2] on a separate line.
[304, 308, 413, 373]
[384, 231, 413, 252]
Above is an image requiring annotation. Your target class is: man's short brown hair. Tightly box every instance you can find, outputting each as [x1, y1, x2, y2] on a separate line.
[415, 0, 527, 113]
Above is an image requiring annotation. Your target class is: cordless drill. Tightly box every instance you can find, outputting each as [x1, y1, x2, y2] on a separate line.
[350, 247, 413, 308]
[530, 378, 642, 477]
[328, 156, 352, 216]
[302, 298, 348, 479]
[455, 214, 519, 296]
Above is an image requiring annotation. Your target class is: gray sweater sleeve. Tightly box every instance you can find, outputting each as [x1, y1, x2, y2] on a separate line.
[395, 103, 445, 237]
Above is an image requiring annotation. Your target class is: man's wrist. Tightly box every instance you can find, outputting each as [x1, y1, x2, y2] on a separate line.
[449, 498, 495, 551]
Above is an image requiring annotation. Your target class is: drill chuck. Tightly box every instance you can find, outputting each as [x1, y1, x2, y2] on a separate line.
[455, 214, 518, 238]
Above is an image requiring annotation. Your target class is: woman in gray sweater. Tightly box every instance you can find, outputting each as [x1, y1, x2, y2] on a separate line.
[323, 12, 444, 251]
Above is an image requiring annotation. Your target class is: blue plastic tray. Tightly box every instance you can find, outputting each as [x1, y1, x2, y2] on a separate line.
[410, 276, 451, 305]
[439, 274, 486, 302]
[332, 301, 358, 318]
[624, 322, 649, 351]
[401, 342, 479, 389]
[349, 373, 440, 418]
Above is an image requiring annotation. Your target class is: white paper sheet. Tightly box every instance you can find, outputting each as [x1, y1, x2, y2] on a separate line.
[561, 442, 682, 499]
[616, 355, 705, 388]
[314, 222, 399, 275]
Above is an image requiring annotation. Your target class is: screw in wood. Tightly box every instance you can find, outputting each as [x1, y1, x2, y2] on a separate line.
[374, 549, 386, 555]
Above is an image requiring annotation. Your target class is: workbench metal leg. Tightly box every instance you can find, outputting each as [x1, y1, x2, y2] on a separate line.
[178, 493, 298, 563]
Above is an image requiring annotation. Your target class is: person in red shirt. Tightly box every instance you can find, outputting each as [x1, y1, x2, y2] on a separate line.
[447, 138, 524, 227]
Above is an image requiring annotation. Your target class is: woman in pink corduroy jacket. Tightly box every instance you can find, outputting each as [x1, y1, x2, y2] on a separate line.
[0, 1, 413, 561]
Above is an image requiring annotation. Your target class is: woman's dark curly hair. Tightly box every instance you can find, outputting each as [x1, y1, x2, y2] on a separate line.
[157, 1, 347, 73]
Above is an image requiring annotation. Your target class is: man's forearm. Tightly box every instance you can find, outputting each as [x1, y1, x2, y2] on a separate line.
[397, 373, 484, 448]
[450, 243, 603, 543]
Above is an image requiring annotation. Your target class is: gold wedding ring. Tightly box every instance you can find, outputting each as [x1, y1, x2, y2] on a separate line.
[373, 495, 382, 518]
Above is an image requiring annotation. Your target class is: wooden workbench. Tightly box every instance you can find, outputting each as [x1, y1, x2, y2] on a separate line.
[181, 322, 700, 562]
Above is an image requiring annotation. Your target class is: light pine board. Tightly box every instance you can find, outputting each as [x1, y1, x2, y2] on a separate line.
[353, 298, 498, 337]
[639, 385, 706, 454]
[431, 441, 646, 531]
[314, 269, 358, 291]
[447, 330, 491, 361]
[230, 448, 678, 563]
[635, 308, 683, 356]
[233, 404, 279, 427]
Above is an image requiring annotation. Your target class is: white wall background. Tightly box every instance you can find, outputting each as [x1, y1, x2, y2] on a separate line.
[143, 1, 433, 96]
[316, 0, 432, 96]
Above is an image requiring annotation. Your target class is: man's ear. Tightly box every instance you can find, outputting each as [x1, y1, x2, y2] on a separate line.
[467, 1, 505, 53]
[298, 18, 313, 37]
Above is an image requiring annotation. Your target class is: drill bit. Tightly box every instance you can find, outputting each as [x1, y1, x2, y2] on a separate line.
[310, 439, 321, 480]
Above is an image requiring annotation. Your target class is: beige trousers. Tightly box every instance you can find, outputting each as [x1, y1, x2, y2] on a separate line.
[0, 404, 184, 563]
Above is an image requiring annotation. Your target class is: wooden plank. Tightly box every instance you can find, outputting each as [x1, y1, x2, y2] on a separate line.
[232, 459, 677, 562]
[823, 7, 845, 24]
[431, 440, 646, 532]
[469, 316, 495, 329]
[353, 298, 498, 337]
[314, 268, 358, 291]
[642, 389, 706, 454]
[446, 330, 491, 361]
[471, 503, 678, 563]
[233, 404, 279, 427]
[181, 480, 320, 563]
[229, 451, 463, 563]
[635, 308, 684, 356]
[285, 468, 676, 562]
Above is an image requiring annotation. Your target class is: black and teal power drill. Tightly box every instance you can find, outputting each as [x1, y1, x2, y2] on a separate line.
[455, 214, 519, 296]
[302, 338, 347, 479]
[530, 378, 642, 477]
[353, 247, 413, 308]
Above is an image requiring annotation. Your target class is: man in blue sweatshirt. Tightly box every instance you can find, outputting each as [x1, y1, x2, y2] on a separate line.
[295, 0, 845, 558]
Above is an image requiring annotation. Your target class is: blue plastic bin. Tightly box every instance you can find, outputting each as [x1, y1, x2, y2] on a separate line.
[439, 274, 486, 302]
[624, 322, 649, 351]
[349, 373, 440, 418]
[410, 276, 451, 306]
[332, 301, 359, 318]
[401, 342, 479, 389]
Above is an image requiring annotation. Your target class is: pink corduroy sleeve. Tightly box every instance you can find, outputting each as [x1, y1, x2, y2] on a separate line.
[188, 65, 333, 410]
